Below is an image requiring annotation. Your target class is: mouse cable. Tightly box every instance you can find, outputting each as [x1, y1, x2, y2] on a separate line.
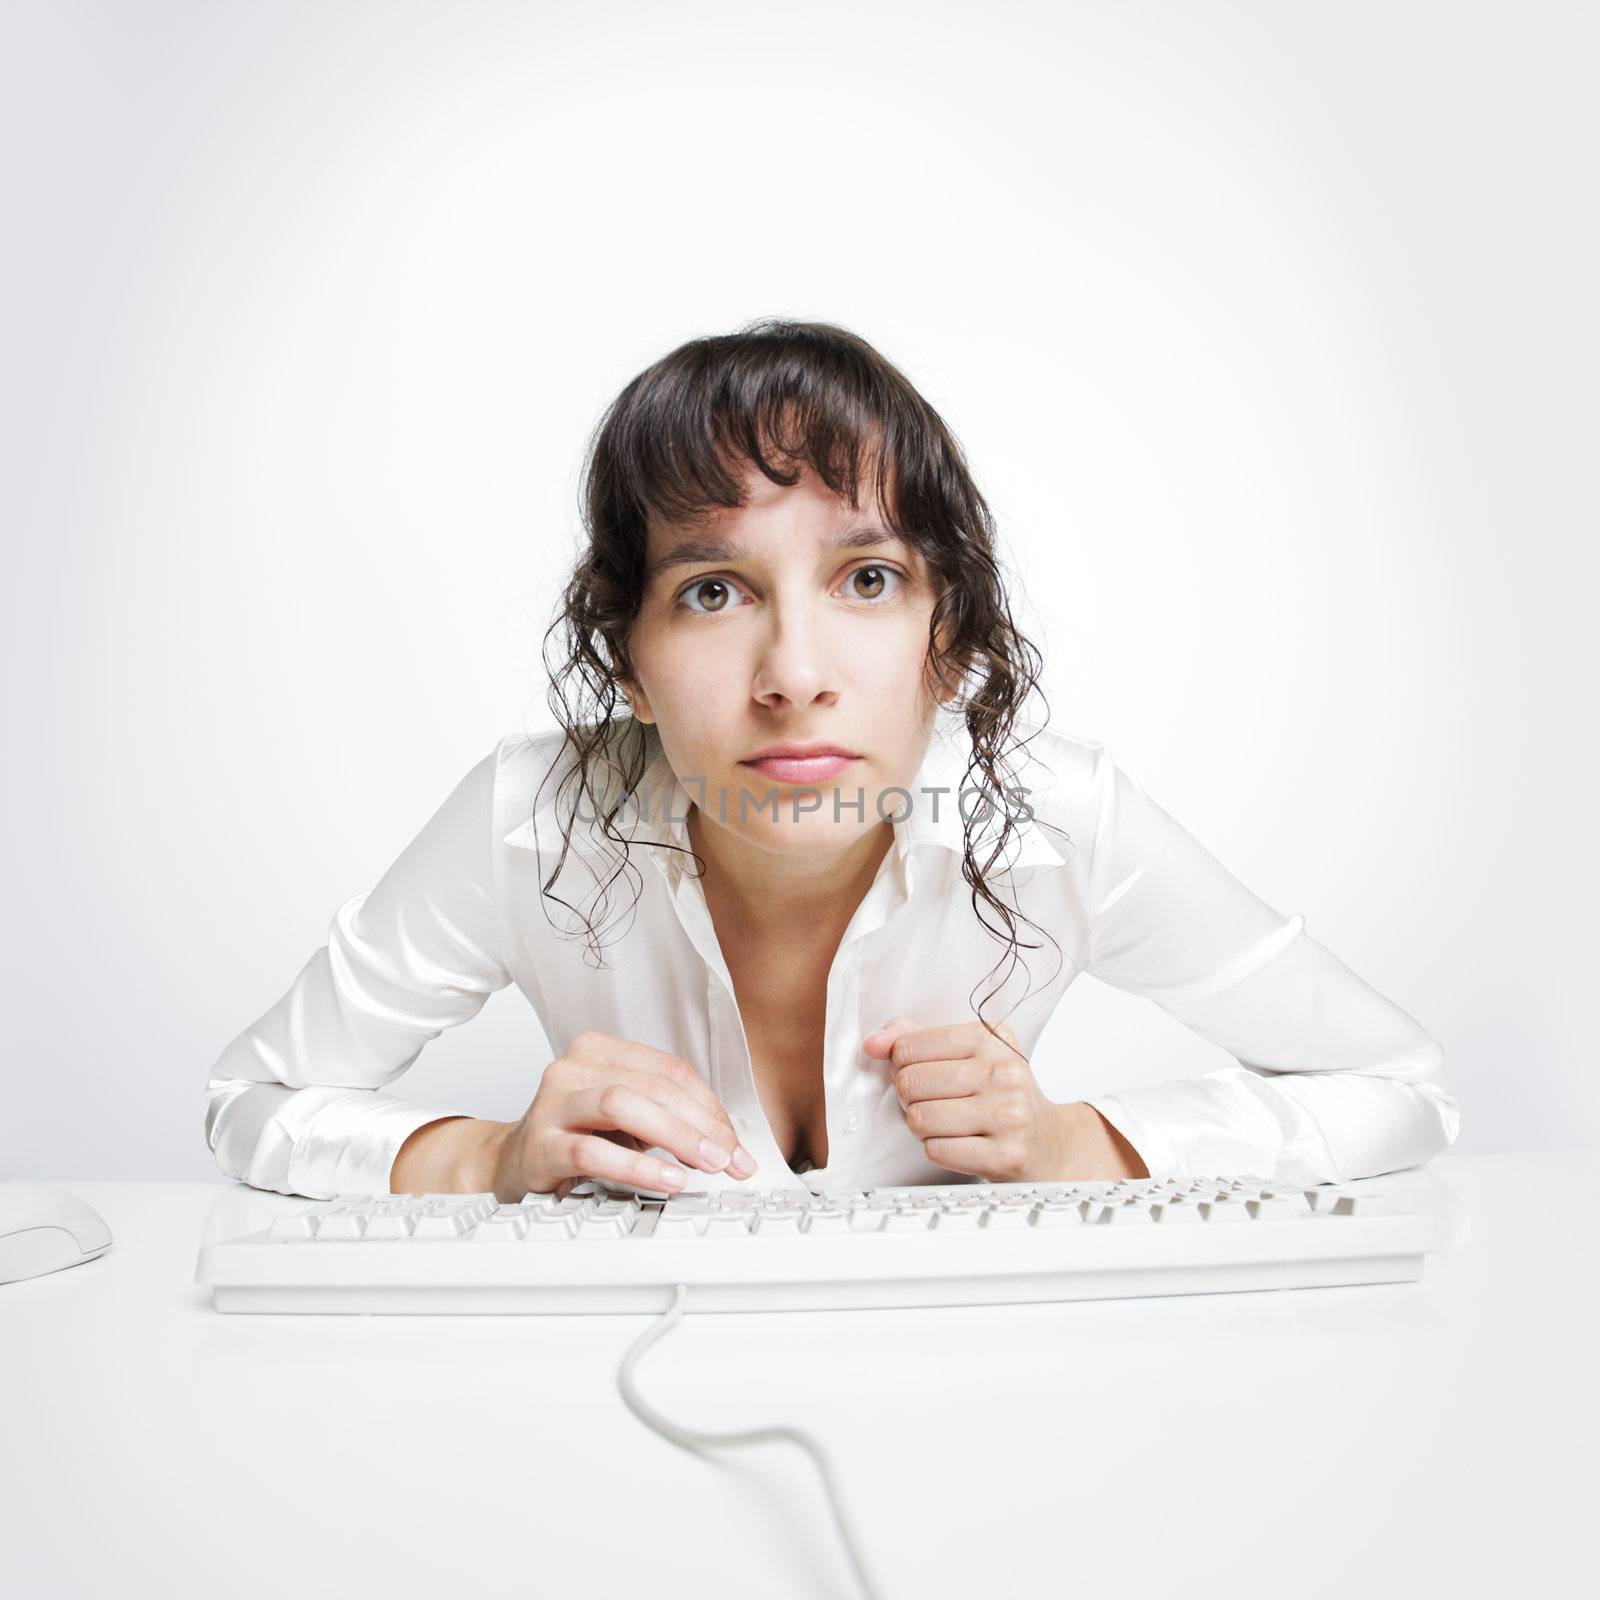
[616, 1282, 888, 1600]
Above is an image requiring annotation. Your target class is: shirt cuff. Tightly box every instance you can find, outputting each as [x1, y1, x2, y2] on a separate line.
[244, 1094, 480, 1199]
[1082, 1070, 1341, 1183]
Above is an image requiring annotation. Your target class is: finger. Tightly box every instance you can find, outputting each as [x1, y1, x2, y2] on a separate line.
[904, 1095, 995, 1140]
[562, 1130, 695, 1194]
[895, 1057, 986, 1104]
[605, 1063, 745, 1164]
[882, 1022, 987, 1068]
[920, 1135, 991, 1177]
[862, 1015, 919, 1057]
[571, 1082, 741, 1176]
[592, 1037, 742, 1142]
[577, 1035, 752, 1171]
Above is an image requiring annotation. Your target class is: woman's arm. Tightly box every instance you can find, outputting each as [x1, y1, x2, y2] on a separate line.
[1074, 744, 1459, 1185]
[202, 742, 515, 1199]
[390, 1114, 514, 1194]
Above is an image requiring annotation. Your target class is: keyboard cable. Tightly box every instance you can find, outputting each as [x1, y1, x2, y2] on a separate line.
[616, 1282, 888, 1600]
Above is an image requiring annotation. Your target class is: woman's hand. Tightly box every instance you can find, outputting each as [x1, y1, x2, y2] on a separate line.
[863, 1016, 1148, 1183]
[489, 1030, 758, 1201]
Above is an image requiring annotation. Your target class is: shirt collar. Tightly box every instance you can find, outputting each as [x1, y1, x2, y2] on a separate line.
[501, 712, 1067, 876]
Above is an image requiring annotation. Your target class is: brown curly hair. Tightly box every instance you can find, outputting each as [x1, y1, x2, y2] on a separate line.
[535, 316, 1071, 1045]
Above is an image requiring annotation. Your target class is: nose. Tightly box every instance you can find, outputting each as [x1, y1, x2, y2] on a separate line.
[749, 600, 841, 711]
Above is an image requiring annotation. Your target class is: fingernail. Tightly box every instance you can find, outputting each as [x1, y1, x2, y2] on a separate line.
[730, 1145, 757, 1178]
[698, 1138, 732, 1171]
[659, 1165, 688, 1189]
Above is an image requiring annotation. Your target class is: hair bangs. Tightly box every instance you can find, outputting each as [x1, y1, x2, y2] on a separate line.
[588, 320, 926, 542]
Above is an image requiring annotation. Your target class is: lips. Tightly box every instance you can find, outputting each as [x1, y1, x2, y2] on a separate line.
[740, 744, 860, 784]
[743, 742, 860, 762]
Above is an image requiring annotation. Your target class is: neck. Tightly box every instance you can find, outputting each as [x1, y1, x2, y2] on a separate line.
[685, 803, 896, 941]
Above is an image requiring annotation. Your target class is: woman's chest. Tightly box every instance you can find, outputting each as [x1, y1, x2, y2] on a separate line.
[504, 850, 1084, 1177]
[724, 947, 832, 1172]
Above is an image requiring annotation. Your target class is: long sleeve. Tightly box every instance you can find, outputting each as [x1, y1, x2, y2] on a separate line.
[203, 743, 514, 1198]
[1076, 746, 1460, 1186]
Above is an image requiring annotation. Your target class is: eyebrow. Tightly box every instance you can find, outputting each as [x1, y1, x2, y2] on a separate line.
[643, 525, 904, 586]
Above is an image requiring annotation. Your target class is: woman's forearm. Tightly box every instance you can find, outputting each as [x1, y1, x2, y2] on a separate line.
[390, 1115, 512, 1195]
[1041, 1101, 1151, 1181]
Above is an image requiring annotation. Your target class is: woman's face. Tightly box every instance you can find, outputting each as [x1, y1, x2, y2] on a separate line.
[622, 457, 954, 862]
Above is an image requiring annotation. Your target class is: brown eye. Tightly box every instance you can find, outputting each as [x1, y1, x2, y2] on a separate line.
[849, 565, 902, 602]
[680, 578, 733, 614]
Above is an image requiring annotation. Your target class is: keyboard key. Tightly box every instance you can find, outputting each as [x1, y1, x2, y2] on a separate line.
[522, 1215, 576, 1241]
[982, 1203, 1033, 1230]
[473, 1217, 527, 1242]
[654, 1214, 708, 1239]
[1033, 1203, 1085, 1230]
[411, 1212, 474, 1238]
[751, 1212, 802, 1236]
[883, 1210, 932, 1233]
[312, 1214, 367, 1239]
[363, 1214, 417, 1240]
[801, 1208, 851, 1235]
[576, 1212, 637, 1240]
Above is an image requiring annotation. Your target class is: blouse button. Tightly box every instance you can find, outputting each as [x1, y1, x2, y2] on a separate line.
[843, 1112, 862, 1134]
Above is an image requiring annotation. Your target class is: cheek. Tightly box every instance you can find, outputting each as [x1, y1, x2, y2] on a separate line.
[850, 617, 940, 691]
[638, 645, 748, 761]
[633, 629, 720, 707]
[850, 600, 927, 650]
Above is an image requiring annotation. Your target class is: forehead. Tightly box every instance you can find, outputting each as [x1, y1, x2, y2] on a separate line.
[658, 454, 875, 525]
[643, 457, 912, 572]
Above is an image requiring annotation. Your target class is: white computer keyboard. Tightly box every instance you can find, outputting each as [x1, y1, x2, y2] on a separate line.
[196, 1173, 1441, 1313]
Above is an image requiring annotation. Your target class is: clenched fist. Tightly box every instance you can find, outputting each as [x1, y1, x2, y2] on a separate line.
[863, 1016, 1148, 1183]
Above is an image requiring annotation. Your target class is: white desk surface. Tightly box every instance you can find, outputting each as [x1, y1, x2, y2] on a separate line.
[3, 1151, 1594, 1600]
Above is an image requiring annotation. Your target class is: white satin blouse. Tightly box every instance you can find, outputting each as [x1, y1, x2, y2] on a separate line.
[202, 714, 1460, 1199]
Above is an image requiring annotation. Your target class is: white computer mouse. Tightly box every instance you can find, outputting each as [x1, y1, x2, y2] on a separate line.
[0, 1180, 113, 1285]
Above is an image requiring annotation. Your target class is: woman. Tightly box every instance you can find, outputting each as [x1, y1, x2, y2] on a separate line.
[203, 318, 1460, 1203]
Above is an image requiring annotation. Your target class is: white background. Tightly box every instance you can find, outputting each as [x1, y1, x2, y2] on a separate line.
[3, 0, 1594, 1180]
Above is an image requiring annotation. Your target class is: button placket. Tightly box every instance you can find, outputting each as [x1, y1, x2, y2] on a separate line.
[824, 854, 909, 1170]
[681, 874, 791, 1183]
[637, 838, 766, 1182]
